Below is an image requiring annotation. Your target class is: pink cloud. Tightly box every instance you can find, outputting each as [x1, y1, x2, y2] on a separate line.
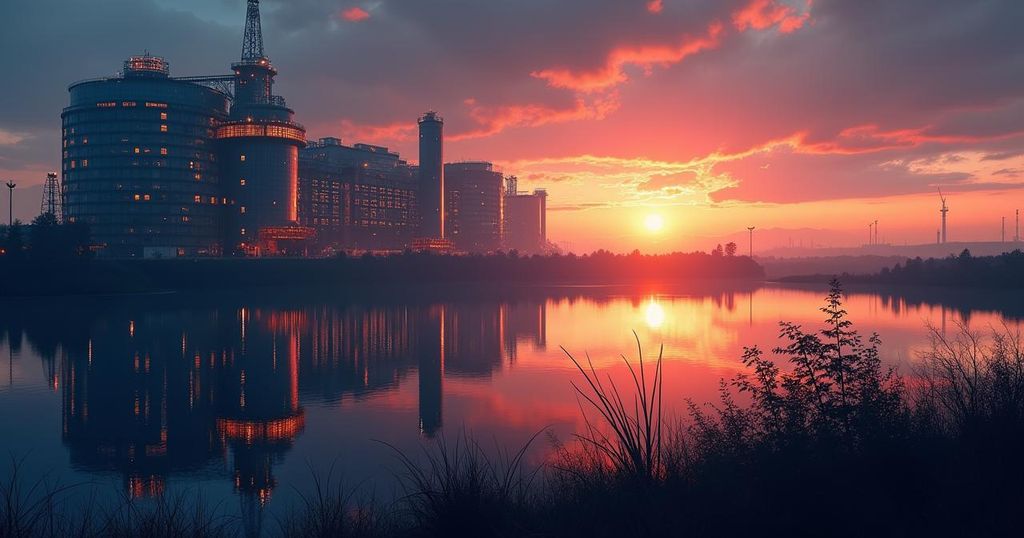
[531, 22, 724, 92]
[451, 94, 621, 141]
[732, 0, 811, 34]
[646, 0, 663, 14]
[339, 7, 370, 22]
[337, 119, 416, 143]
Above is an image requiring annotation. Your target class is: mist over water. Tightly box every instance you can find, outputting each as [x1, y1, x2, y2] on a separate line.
[1, 283, 1021, 525]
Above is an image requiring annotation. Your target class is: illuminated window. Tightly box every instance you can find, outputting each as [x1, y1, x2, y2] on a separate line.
[240, 228, 246, 235]
[194, 195, 201, 203]
[134, 147, 140, 154]
[122, 101, 137, 107]
[160, 113, 168, 120]
[240, 179, 246, 186]
[160, 125, 168, 133]
[240, 206, 246, 214]
[240, 154, 246, 161]
[82, 137, 88, 145]
[194, 173, 201, 181]
[81, 159, 88, 167]
[134, 194, 141, 201]
[143, 194, 151, 201]
[181, 216, 190, 222]
[160, 148, 168, 156]
[210, 197, 216, 204]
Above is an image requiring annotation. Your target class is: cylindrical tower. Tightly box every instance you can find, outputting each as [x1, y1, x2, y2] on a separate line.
[418, 111, 444, 239]
[216, 108, 305, 253]
[61, 55, 229, 257]
[216, 0, 306, 255]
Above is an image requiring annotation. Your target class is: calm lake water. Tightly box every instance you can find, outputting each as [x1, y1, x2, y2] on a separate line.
[1, 282, 1021, 531]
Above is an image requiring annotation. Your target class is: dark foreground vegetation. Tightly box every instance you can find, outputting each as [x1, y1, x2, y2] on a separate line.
[0, 248, 762, 296]
[785, 248, 1024, 288]
[4, 281, 1024, 537]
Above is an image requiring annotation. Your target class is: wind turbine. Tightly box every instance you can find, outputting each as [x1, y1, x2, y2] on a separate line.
[938, 188, 948, 244]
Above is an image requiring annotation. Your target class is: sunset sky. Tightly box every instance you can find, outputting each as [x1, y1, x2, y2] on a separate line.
[1, 0, 1023, 253]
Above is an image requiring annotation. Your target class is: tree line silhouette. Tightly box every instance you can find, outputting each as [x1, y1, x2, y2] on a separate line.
[0, 221, 763, 296]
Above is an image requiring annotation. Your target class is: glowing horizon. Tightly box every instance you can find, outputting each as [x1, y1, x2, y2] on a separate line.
[2, 0, 1023, 254]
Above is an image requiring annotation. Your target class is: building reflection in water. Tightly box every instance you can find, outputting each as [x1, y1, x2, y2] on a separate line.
[43, 297, 548, 521]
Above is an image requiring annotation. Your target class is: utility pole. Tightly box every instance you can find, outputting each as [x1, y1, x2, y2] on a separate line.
[1002, 216, 1006, 243]
[868, 222, 873, 245]
[5, 181, 15, 227]
[1016, 209, 1020, 242]
[874, 220, 879, 246]
[747, 226, 755, 258]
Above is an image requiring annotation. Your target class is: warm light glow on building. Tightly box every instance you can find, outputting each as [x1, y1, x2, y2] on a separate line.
[215, 122, 306, 144]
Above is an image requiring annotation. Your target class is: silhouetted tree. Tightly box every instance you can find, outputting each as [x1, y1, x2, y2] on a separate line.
[693, 279, 904, 448]
[3, 220, 25, 259]
[724, 242, 737, 257]
[29, 213, 91, 261]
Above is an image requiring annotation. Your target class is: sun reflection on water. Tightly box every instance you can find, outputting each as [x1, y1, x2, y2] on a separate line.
[644, 297, 666, 329]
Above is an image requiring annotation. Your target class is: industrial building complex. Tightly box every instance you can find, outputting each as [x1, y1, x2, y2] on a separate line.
[58, 0, 549, 258]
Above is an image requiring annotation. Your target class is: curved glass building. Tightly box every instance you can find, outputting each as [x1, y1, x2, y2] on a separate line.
[62, 56, 229, 257]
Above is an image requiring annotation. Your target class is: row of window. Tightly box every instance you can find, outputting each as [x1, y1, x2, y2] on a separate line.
[215, 123, 306, 143]
[64, 134, 217, 151]
[62, 121, 214, 137]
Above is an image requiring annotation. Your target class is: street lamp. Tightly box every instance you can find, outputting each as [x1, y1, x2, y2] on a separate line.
[747, 226, 755, 258]
[5, 181, 15, 227]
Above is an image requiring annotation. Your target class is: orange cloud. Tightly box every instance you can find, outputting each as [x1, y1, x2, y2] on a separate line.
[792, 124, 1024, 156]
[646, 0, 664, 14]
[340, 7, 370, 22]
[450, 94, 621, 141]
[732, 0, 811, 34]
[338, 119, 416, 143]
[531, 22, 724, 92]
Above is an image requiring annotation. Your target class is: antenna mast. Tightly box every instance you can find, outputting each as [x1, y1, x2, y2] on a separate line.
[40, 172, 63, 223]
[241, 0, 265, 61]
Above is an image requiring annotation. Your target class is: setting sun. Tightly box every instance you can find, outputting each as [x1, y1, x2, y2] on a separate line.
[644, 213, 665, 233]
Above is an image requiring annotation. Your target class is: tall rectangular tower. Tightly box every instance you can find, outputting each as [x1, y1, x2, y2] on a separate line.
[418, 111, 444, 239]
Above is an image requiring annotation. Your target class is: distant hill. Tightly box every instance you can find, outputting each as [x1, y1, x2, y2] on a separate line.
[759, 255, 908, 279]
[782, 249, 1024, 289]
[761, 241, 1024, 260]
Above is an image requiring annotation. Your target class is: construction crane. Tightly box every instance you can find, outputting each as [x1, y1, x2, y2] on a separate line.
[938, 188, 948, 244]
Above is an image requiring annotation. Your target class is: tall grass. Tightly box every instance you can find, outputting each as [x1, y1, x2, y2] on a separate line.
[0, 462, 235, 538]
[382, 431, 542, 537]
[276, 464, 384, 538]
[0, 456, 84, 538]
[562, 332, 664, 482]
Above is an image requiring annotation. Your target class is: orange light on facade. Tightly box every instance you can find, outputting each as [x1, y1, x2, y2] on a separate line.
[215, 122, 306, 144]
